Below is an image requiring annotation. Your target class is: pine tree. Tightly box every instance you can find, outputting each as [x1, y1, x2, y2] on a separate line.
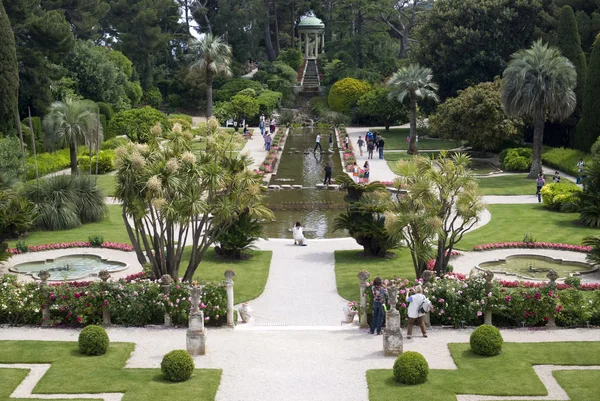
[579, 35, 600, 152]
[0, 0, 18, 135]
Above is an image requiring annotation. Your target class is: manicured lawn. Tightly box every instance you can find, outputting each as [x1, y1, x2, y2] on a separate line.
[458, 204, 599, 250]
[477, 174, 535, 195]
[470, 159, 500, 175]
[335, 249, 415, 301]
[0, 341, 220, 401]
[373, 128, 462, 150]
[94, 174, 117, 196]
[9, 205, 130, 247]
[367, 342, 600, 401]
[386, 152, 440, 174]
[181, 247, 272, 304]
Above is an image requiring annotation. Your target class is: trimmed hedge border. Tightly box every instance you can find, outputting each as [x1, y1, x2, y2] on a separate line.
[8, 241, 134, 254]
[472, 242, 591, 253]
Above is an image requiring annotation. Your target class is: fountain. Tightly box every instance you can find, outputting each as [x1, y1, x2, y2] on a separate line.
[476, 254, 596, 280]
[10, 254, 128, 281]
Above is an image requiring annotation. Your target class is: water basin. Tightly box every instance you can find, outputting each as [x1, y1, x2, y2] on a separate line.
[10, 254, 128, 281]
[476, 254, 596, 280]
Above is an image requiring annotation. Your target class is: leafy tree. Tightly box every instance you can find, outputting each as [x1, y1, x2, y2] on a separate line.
[502, 40, 577, 179]
[277, 48, 303, 70]
[42, 98, 100, 174]
[430, 79, 521, 155]
[578, 34, 600, 152]
[333, 174, 399, 257]
[386, 64, 439, 154]
[188, 34, 232, 118]
[0, 0, 18, 136]
[328, 78, 371, 114]
[230, 94, 259, 121]
[107, 107, 169, 143]
[114, 118, 273, 280]
[386, 152, 484, 276]
[357, 87, 408, 131]
[576, 152, 600, 227]
[379, 0, 431, 58]
[415, 0, 542, 98]
[40, 0, 110, 40]
[0, 136, 25, 186]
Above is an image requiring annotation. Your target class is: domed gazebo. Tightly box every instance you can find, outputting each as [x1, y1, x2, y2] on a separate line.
[297, 16, 325, 59]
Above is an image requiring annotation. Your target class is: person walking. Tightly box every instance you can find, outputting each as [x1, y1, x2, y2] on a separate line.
[323, 161, 332, 185]
[314, 133, 322, 153]
[357, 136, 364, 156]
[405, 285, 428, 339]
[265, 133, 272, 151]
[363, 161, 370, 183]
[329, 133, 334, 150]
[269, 118, 276, 134]
[344, 134, 349, 150]
[553, 171, 561, 183]
[577, 158, 585, 184]
[352, 162, 359, 183]
[369, 277, 387, 335]
[367, 139, 374, 160]
[378, 136, 385, 159]
[536, 174, 545, 203]
[259, 114, 265, 136]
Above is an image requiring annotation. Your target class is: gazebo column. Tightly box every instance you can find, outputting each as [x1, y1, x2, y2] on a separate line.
[305, 33, 309, 58]
[321, 34, 325, 53]
[314, 32, 319, 57]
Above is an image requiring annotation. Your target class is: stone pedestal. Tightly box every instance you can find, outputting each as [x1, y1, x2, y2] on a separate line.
[102, 307, 111, 326]
[160, 274, 174, 326]
[224, 270, 236, 328]
[421, 270, 435, 329]
[484, 310, 492, 325]
[39, 270, 50, 327]
[483, 270, 494, 326]
[358, 270, 370, 329]
[383, 281, 403, 356]
[187, 285, 207, 355]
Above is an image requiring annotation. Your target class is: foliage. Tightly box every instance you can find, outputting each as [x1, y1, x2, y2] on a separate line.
[393, 351, 429, 385]
[102, 137, 131, 150]
[114, 118, 272, 281]
[430, 80, 521, 153]
[277, 48, 303, 70]
[229, 94, 259, 119]
[214, 79, 263, 102]
[97, 102, 115, 121]
[470, 324, 503, 356]
[0, 190, 37, 262]
[333, 175, 398, 257]
[107, 107, 169, 143]
[578, 34, 600, 151]
[161, 350, 194, 382]
[88, 234, 104, 247]
[357, 87, 408, 131]
[415, 0, 541, 98]
[583, 235, 600, 265]
[168, 113, 193, 124]
[540, 182, 582, 211]
[25, 148, 73, 180]
[502, 40, 577, 178]
[0, 136, 25, 185]
[78, 150, 115, 174]
[503, 148, 532, 172]
[576, 153, 600, 227]
[22, 116, 44, 152]
[541, 147, 590, 176]
[328, 78, 371, 114]
[256, 90, 282, 116]
[214, 212, 265, 259]
[78, 325, 109, 356]
[0, 0, 18, 136]
[142, 87, 163, 108]
[22, 174, 107, 230]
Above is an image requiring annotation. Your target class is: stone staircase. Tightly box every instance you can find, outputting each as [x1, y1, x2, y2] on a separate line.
[301, 60, 320, 90]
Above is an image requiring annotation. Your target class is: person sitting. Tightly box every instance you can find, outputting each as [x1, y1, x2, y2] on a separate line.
[292, 222, 307, 246]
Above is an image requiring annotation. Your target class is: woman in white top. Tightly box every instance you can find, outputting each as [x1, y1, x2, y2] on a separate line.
[292, 222, 306, 246]
[405, 285, 428, 339]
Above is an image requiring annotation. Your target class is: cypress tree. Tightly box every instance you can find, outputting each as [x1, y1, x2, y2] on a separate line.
[0, 0, 18, 135]
[579, 35, 600, 152]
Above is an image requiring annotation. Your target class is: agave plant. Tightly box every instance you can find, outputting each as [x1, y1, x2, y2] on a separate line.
[214, 211, 265, 259]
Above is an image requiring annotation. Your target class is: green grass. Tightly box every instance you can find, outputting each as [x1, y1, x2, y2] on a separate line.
[477, 174, 535, 195]
[386, 152, 441, 174]
[335, 249, 416, 301]
[94, 174, 117, 196]
[368, 342, 600, 401]
[0, 341, 220, 401]
[373, 128, 462, 150]
[181, 247, 272, 304]
[458, 204, 599, 250]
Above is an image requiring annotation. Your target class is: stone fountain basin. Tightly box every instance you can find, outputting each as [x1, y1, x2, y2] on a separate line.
[475, 254, 597, 281]
[9, 254, 129, 281]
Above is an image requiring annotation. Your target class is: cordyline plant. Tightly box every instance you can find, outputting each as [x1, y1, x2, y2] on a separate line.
[114, 118, 272, 281]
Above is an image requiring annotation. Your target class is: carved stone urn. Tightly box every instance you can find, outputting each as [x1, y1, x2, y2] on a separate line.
[239, 302, 252, 323]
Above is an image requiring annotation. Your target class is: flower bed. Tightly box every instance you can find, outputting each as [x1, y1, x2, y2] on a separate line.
[254, 128, 284, 176]
[0, 273, 228, 327]
[8, 242, 134, 255]
[473, 242, 591, 253]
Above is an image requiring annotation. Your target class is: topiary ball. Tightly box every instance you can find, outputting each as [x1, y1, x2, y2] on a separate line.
[161, 350, 195, 382]
[78, 325, 109, 356]
[470, 324, 504, 356]
[393, 351, 429, 385]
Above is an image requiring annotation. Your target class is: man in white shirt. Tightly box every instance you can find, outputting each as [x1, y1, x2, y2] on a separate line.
[314, 133, 322, 152]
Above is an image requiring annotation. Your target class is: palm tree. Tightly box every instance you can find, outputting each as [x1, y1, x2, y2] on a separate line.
[502, 40, 577, 179]
[386, 64, 439, 154]
[42, 98, 99, 174]
[188, 34, 232, 118]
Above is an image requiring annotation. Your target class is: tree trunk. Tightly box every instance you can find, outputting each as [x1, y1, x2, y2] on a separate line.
[399, 35, 408, 59]
[385, 123, 390, 132]
[122, 204, 148, 267]
[408, 95, 418, 154]
[273, 3, 280, 56]
[15, 111, 24, 158]
[206, 73, 213, 117]
[264, 0, 276, 61]
[529, 114, 545, 179]
[69, 142, 78, 174]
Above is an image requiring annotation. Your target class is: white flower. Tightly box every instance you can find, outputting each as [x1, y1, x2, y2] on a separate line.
[166, 158, 180, 173]
[146, 176, 162, 192]
[181, 151, 196, 165]
[172, 123, 183, 134]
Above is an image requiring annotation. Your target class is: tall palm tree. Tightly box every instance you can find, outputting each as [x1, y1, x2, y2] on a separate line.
[502, 40, 577, 179]
[188, 34, 232, 118]
[386, 64, 439, 154]
[43, 98, 99, 174]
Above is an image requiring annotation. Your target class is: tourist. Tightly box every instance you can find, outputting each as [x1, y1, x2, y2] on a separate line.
[323, 161, 332, 185]
[233, 120, 239, 132]
[536, 174, 545, 203]
[367, 139, 374, 160]
[243, 124, 251, 138]
[314, 133, 322, 153]
[269, 118, 276, 134]
[378, 136, 385, 160]
[405, 285, 428, 339]
[357, 136, 364, 156]
[363, 161, 370, 183]
[259, 114, 266, 136]
[265, 133, 272, 151]
[352, 162, 359, 183]
[292, 222, 307, 246]
[553, 171, 561, 183]
[369, 277, 387, 335]
[329, 133, 334, 150]
[367, 130, 374, 143]
[344, 134, 349, 150]
[577, 158, 585, 184]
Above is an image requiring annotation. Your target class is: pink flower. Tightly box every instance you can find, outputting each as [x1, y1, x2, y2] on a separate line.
[477, 311, 483, 317]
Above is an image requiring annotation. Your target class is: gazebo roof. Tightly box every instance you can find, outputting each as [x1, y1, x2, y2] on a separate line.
[298, 16, 325, 29]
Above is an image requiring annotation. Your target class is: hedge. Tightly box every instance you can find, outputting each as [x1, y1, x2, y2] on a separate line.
[541, 147, 591, 176]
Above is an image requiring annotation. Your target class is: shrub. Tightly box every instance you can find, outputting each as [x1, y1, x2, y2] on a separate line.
[0, 136, 25, 184]
[215, 79, 263, 101]
[277, 48, 303, 70]
[78, 325, 109, 356]
[214, 212, 264, 259]
[328, 78, 371, 113]
[542, 147, 591, 176]
[168, 114, 193, 124]
[161, 350, 194, 382]
[15, 240, 28, 253]
[256, 90, 282, 116]
[96, 102, 115, 122]
[540, 182, 582, 211]
[502, 148, 532, 171]
[78, 150, 115, 174]
[167, 93, 183, 108]
[470, 324, 503, 356]
[25, 148, 74, 180]
[393, 351, 429, 385]
[564, 276, 581, 289]
[168, 118, 192, 132]
[142, 87, 163, 108]
[107, 107, 169, 143]
[102, 137, 130, 150]
[88, 234, 104, 247]
[591, 137, 600, 156]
